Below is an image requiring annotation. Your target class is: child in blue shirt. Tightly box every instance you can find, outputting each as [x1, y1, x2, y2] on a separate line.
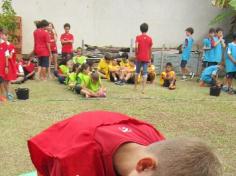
[212, 28, 226, 66]
[202, 28, 215, 69]
[225, 33, 236, 93]
[199, 65, 223, 87]
[180, 27, 194, 80]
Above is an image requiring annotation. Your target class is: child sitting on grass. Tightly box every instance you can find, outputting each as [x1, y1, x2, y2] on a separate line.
[72, 47, 87, 65]
[54, 59, 73, 84]
[199, 64, 224, 87]
[109, 58, 120, 82]
[22, 58, 36, 81]
[147, 61, 156, 84]
[116, 57, 136, 85]
[97, 53, 112, 79]
[75, 63, 91, 94]
[80, 71, 106, 98]
[11, 59, 25, 84]
[66, 63, 80, 90]
[160, 62, 176, 90]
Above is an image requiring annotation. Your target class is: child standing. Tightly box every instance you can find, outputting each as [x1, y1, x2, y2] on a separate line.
[0, 29, 10, 102]
[135, 23, 153, 93]
[180, 27, 194, 80]
[212, 28, 226, 66]
[33, 19, 51, 80]
[225, 33, 236, 94]
[202, 28, 216, 69]
[60, 23, 74, 60]
[48, 23, 58, 74]
[160, 62, 176, 90]
[80, 71, 106, 98]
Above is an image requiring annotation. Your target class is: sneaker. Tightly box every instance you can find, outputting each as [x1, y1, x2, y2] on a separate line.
[190, 72, 195, 79]
[228, 88, 234, 95]
[7, 93, 14, 101]
[221, 86, 229, 92]
[181, 76, 187, 81]
[0, 96, 7, 102]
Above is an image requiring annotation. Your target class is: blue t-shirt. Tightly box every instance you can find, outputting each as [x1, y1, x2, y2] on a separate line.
[203, 38, 214, 62]
[181, 37, 194, 61]
[200, 65, 219, 82]
[225, 42, 236, 73]
[213, 37, 223, 63]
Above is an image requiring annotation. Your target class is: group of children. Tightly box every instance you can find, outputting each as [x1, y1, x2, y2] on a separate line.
[198, 28, 236, 94]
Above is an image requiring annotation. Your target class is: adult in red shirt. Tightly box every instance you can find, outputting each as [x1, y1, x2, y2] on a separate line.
[135, 23, 153, 94]
[34, 20, 51, 80]
[28, 111, 222, 176]
[60, 23, 74, 60]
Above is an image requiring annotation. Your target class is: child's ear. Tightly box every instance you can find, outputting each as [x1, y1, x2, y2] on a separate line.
[136, 157, 157, 173]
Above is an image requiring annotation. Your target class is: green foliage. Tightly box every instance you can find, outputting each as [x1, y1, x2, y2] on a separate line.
[0, 0, 17, 33]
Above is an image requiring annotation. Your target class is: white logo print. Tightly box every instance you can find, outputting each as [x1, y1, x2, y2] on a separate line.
[119, 127, 132, 133]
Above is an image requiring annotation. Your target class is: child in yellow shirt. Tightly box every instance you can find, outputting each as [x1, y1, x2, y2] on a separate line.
[160, 62, 176, 90]
[97, 53, 112, 79]
[147, 62, 156, 84]
[109, 58, 121, 82]
[116, 57, 136, 85]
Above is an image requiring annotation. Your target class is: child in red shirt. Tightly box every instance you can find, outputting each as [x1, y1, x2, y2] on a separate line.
[0, 29, 10, 102]
[33, 19, 51, 80]
[60, 23, 74, 60]
[28, 111, 222, 176]
[48, 23, 58, 74]
[135, 23, 153, 93]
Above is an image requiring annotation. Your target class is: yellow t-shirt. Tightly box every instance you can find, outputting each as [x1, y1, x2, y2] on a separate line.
[127, 63, 136, 73]
[109, 64, 120, 72]
[160, 71, 175, 86]
[120, 60, 130, 68]
[97, 58, 111, 79]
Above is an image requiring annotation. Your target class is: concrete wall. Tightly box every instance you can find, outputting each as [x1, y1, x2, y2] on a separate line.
[12, 0, 227, 54]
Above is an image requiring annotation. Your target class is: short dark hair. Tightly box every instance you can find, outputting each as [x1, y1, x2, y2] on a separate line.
[40, 20, 49, 28]
[35, 21, 42, 29]
[209, 28, 216, 34]
[216, 27, 223, 33]
[64, 23, 71, 29]
[140, 23, 149, 33]
[166, 62, 173, 67]
[104, 53, 112, 60]
[79, 63, 90, 73]
[186, 27, 194, 35]
[233, 33, 236, 41]
[122, 52, 129, 60]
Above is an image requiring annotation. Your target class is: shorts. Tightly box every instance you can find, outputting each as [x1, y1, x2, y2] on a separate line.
[75, 84, 82, 94]
[226, 72, 236, 79]
[38, 56, 49, 68]
[62, 52, 73, 60]
[109, 72, 119, 82]
[180, 60, 188, 68]
[136, 61, 148, 76]
[52, 51, 58, 55]
[0, 76, 4, 83]
[208, 62, 218, 67]
[202, 61, 208, 68]
[127, 75, 135, 84]
[23, 69, 35, 79]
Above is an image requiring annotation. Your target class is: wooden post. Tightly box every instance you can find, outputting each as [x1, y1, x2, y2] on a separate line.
[130, 38, 134, 56]
[160, 44, 165, 72]
[82, 40, 85, 54]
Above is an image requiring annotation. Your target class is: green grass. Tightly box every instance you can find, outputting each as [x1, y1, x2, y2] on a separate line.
[0, 78, 236, 176]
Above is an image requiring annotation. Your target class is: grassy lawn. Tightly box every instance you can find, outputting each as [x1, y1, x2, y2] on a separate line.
[0, 78, 235, 176]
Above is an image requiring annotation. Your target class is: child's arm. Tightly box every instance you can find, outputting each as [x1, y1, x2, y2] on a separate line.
[228, 47, 236, 65]
[5, 50, 10, 74]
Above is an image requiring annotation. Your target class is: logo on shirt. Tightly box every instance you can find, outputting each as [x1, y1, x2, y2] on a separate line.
[119, 127, 132, 133]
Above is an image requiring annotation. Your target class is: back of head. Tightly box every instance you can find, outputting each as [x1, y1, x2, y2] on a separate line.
[209, 28, 216, 34]
[232, 33, 236, 41]
[104, 53, 112, 60]
[40, 19, 49, 28]
[148, 137, 222, 176]
[91, 71, 99, 82]
[140, 23, 149, 33]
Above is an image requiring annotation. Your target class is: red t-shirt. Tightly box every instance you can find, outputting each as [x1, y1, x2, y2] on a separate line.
[28, 111, 165, 176]
[0, 41, 9, 78]
[49, 32, 57, 52]
[60, 33, 74, 53]
[5, 43, 17, 81]
[34, 29, 50, 57]
[135, 34, 153, 62]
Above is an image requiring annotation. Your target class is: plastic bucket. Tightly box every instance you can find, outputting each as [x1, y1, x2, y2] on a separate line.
[15, 88, 29, 100]
[210, 86, 221, 97]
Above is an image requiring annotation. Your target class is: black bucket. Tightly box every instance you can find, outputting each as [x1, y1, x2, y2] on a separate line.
[210, 86, 221, 97]
[15, 88, 29, 100]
